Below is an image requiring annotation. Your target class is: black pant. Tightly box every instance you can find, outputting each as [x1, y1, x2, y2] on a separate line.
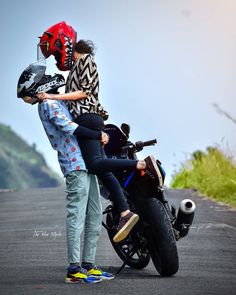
[75, 113, 138, 213]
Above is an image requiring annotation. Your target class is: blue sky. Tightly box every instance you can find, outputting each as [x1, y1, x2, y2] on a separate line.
[1, 0, 236, 185]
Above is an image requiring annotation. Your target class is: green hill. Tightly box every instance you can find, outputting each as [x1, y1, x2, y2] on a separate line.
[0, 123, 62, 190]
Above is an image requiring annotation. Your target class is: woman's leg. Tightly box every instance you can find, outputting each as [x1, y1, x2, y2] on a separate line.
[77, 136, 139, 242]
[77, 137, 138, 175]
[97, 171, 129, 213]
[74, 114, 165, 242]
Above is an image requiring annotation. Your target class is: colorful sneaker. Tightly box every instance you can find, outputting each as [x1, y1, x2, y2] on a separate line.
[82, 263, 115, 280]
[83, 276, 103, 284]
[65, 265, 102, 284]
[113, 211, 139, 243]
[144, 155, 164, 187]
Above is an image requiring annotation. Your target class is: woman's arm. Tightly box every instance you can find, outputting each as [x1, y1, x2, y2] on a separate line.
[36, 90, 87, 101]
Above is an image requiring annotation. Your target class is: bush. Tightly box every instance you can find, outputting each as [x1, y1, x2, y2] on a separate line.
[170, 147, 236, 207]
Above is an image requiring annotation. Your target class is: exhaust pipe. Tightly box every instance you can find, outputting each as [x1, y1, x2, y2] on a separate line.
[173, 199, 196, 239]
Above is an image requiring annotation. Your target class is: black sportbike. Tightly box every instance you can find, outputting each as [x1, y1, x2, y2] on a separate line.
[101, 123, 195, 276]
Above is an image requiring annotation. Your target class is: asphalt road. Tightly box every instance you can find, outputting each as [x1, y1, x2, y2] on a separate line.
[0, 187, 235, 295]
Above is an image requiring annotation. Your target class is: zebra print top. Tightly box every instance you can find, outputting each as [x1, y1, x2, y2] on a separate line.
[65, 54, 109, 120]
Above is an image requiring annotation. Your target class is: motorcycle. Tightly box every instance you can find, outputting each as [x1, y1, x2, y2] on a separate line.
[100, 123, 196, 276]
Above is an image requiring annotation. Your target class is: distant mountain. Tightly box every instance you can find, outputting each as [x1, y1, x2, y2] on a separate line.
[0, 123, 62, 190]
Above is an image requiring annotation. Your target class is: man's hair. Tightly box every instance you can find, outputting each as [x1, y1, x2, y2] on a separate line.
[73, 40, 96, 56]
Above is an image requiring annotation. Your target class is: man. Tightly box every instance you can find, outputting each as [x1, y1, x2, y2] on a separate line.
[25, 96, 114, 283]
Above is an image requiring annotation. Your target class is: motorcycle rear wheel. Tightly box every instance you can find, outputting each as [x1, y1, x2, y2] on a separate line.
[106, 210, 150, 269]
[143, 198, 179, 276]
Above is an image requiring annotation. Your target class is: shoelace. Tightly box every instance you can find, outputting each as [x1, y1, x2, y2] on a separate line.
[68, 265, 88, 275]
[89, 265, 101, 271]
[80, 268, 88, 275]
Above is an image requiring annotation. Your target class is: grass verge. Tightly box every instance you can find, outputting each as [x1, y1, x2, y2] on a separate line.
[170, 147, 236, 208]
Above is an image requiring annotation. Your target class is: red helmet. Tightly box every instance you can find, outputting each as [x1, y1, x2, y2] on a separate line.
[39, 21, 77, 71]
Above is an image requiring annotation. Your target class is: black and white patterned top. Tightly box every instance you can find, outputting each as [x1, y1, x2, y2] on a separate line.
[65, 54, 109, 120]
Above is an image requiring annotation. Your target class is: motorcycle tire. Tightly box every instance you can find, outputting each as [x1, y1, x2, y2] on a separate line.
[143, 198, 179, 276]
[106, 211, 150, 269]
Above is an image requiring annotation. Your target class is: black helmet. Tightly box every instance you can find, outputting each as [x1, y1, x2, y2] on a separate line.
[17, 60, 65, 104]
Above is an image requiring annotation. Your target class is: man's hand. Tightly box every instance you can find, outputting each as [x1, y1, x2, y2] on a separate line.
[101, 132, 109, 146]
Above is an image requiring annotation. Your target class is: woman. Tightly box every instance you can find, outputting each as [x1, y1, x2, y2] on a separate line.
[37, 40, 161, 243]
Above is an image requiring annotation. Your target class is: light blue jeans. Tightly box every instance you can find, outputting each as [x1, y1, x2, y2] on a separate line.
[65, 170, 102, 264]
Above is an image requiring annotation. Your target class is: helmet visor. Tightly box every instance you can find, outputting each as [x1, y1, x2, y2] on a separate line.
[38, 40, 52, 58]
[37, 44, 46, 61]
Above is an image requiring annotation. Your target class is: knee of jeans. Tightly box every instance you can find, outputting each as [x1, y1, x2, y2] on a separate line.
[85, 220, 102, 233]
[86, 211, 102, 225]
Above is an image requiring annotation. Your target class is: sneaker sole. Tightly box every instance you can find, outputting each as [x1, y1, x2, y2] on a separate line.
[65, 278, 84, 284]
[65, 278, 102, 284]
[101, 276, 115, 280]
[147, 156, 164, 187]
[90, 274, 115, 280]
[113, 214, 139, 243]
